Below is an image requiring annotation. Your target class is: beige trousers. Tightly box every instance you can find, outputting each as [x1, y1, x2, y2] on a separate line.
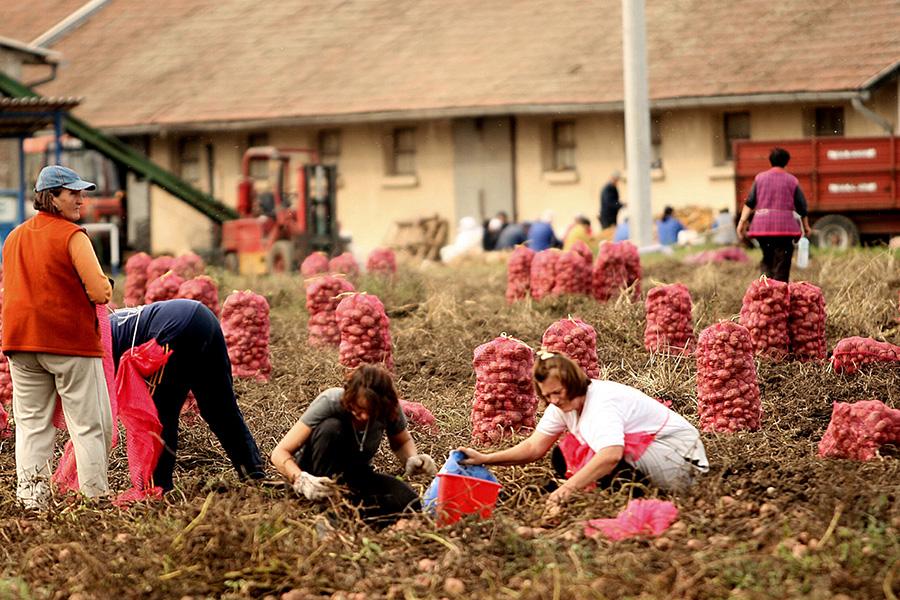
[8, 352, 113, 506]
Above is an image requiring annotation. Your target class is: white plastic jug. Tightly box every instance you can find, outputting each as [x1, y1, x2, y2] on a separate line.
[796, 236, 810, 269]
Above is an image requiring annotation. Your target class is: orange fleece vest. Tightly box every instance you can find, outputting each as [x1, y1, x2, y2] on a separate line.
[2, 212, 103, 357]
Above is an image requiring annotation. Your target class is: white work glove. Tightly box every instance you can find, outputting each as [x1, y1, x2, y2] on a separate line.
[292, 472, 337, 502]
[404, 454, 437, 478]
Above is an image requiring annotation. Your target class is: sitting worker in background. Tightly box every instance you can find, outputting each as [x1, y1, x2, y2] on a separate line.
[711, 208, 738, 245]
[613, 217, 630, 242]
[562, 215, 596, 253]
[495, 221, 531, 250]
[109, 299, 266, 491]
[439, 216, 484, 262]
[656, 206, 686, 246]
[458, 353, 708, 514]
[527, 210, 562, 251]
[271, 364, 436, 527]
[482, 211, 509, 251]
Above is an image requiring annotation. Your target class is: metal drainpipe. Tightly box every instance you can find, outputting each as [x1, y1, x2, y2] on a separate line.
[25, 62, 57, 88]
[850, 95, 894, 134]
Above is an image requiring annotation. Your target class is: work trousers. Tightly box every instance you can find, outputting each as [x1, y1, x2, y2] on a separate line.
[8, 352, 113, 506]
[633, 429, 709, 492]
[757, 236, 795, 282]
[296, 416, 420, 526]
[150, 307, 264, 490]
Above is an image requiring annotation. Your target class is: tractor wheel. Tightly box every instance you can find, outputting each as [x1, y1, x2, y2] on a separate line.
[812, 215, 859, 249]
[266, 240, 295, 274]
[224, 252, 239, 274]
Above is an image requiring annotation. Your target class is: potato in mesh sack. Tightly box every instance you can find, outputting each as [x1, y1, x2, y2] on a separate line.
[300, 251, 330, 277]
[818, 399, 900, 461]
[367, 247, 397, 276]
[505, 245, 534, 304]
[739, 276, 790, 360]
[541, 317, 599, 378]
[176, 275, 220, 316]
[124, 252, 152, 306]
[787, 281, 826, 361]
[172, 251, 205, 279]
[335, 293, 393, 372]
[530, 249, 560, 301]
[696, 322, 761, 432]
[831, 337, 900, 375]
[644, 283, 695, 355]
[552, 250, 591, 296]
[471, 336, 537, 444]
[146, 255, 175, 283]
[221, 290, 272, 382]
[144, 272, 184, 304]
[305, 275, 355, 347]
[328, 252, 359, 277]
[592, 241, 641, 302]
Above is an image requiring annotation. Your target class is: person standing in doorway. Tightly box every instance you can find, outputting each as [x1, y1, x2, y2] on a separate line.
[598, 171, 624, 229]
[737, 148, 811, 282]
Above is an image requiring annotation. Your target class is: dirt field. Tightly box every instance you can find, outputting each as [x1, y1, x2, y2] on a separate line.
[1, 248, 898, 600]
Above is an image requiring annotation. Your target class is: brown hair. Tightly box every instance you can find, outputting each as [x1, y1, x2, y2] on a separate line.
[342, 364, 399, 423]
[533, 352, 590, 403]
[33, 188, 63, 214]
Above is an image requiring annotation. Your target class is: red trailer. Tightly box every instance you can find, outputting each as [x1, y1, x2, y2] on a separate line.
[734, 137, 900, 247]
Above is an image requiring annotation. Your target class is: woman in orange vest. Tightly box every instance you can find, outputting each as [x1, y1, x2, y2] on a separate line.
[1, 165, 113, 509]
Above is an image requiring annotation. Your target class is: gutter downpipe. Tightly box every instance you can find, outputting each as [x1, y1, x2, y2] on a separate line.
[850, 95, 894, 135]
[31, 0, 110, 48]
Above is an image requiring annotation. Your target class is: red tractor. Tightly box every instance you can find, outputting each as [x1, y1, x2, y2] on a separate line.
[221, 147, 343, 273]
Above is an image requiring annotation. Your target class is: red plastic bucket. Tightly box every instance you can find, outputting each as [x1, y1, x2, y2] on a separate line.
[436, 473, 502, 526]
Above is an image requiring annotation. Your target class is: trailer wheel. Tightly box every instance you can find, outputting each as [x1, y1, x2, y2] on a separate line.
[813, 215, 859, 249]
[266, 240, 294, 273]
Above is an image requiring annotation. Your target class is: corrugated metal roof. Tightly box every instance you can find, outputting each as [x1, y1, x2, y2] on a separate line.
[0, 96, 80, 135]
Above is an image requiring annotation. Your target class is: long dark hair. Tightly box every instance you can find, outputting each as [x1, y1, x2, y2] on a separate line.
[342, 364, 399, 422]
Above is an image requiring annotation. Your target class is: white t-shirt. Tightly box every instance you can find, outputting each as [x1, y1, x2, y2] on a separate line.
[535, 380, 698, 453]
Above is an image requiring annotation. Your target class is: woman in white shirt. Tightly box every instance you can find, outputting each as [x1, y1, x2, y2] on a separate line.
[459, 352, 708, 511]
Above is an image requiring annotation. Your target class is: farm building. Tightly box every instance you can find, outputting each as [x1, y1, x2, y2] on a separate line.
[1, 0, 898, 257]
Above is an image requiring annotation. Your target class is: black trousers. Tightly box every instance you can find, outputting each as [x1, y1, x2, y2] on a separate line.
[151, 307, 264, 490]
[296, 417, 420, 525]
[757, 236, 795, 282]
[550, 446, 650, 491]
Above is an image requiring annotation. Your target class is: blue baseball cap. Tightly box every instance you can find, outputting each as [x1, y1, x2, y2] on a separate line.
[34, 165, 96, 192]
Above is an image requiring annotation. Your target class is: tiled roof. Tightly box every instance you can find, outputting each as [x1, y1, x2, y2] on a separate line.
[5, 0, 898, 129]
[0, 0, 87, 44]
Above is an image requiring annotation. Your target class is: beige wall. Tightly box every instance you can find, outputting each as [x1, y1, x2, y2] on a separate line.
[144, 85, 898, 256]
[148, 122, 457, 259]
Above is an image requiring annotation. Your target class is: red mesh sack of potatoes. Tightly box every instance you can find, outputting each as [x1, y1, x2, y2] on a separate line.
[592, 242, 639, 302]
[621, 241, 642, 298]
[553, 250, 591, 296]
[541, 317, 599, 378]
[530, 249, 560, 301]
[367, 248, 397, 276]
[818, 399, 900, 461]
[176, 275, 220, 316]
[471, 336, 537, 444]
[144, 272, 184, 304]
[831, 337, 900, 375]
[172, 252, 205, 279]
[306, 275, 355, 347]
[124, 252, 152, 305]
[787, 282, 826, 361]
[221, 291, 272, 382]
[505, 245, 535, 304]
[739, 276, 790, 360]
[696, 322, 761, 432]
[335, 293, 393, 371]
[146, 256, 175, 283]
[644, 283, 695, 355]
[300, 252, 330, 277]
[570, 240, 594, 293]
[399, 399, 439, 433]
[328, 252, 359, 277]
